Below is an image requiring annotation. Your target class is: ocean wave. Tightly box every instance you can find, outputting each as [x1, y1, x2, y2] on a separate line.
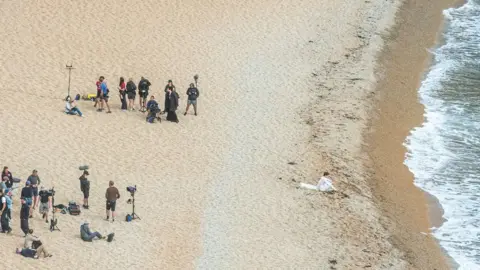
[405, 0, 480, 268]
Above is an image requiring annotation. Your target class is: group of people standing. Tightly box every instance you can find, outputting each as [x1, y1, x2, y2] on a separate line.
[91, 76, 200, 123]
[1, 166, 53, 259]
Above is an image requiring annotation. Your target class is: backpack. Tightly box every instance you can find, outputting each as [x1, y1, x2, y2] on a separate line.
[68, 201, 81, 216]
[125, 214, 132, 222]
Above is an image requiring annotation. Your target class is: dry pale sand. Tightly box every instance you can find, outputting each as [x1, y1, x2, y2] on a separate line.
[0, 0, 448, 269]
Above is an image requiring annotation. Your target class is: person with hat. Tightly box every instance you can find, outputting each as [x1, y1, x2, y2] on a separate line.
[80, 221, 105, 241]
[27, 170, 41, 210]
[184, 83, 200, 116]
[21, 181, 34, 218]
[79, 170, 90, 209]
[38, 187, 52, 223]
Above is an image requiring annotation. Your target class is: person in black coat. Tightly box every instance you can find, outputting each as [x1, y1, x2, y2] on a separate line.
[20, 200, 30, 236]
[164, 87, 179, 123]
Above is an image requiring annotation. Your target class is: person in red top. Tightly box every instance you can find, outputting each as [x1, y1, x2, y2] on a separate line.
[118, 77, 127, 111]
[94, 78, 102, 108]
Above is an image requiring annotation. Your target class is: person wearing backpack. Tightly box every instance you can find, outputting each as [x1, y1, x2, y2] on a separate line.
[0, 189, 11, 234]
[184, 83, 200, 116]
[126, 78, 137, 111]
[138, 76, 151, 112]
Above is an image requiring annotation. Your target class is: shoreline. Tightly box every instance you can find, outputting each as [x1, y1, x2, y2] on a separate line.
[366, 0, 462, 268]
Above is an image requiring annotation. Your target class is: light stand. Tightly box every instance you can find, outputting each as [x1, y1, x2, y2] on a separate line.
[66, 64, 75, 98]
[129, 185, 140, 220]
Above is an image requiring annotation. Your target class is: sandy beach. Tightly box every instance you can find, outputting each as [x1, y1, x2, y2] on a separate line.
[0, 0, 455, 269]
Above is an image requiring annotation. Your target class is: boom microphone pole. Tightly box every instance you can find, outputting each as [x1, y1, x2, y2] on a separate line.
[193, 74, 199, 88]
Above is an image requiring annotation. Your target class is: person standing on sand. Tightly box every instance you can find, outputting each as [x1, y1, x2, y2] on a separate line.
[27, 170, 41, 210]
[20, 199, 30, 236]
[79, 170, 90, 209]
[165, 87, 179, 123]
[99, 76, 112, 113]
[94, 77, 102, 108]
[126, 78, 137, 111]
[21, 181, 34, 218]
[118, 77, 127, 111]
[184, 83, 200, 116]
[0, 189, 11, 234]
[1, 166, 13, 189]
[105, 181, 120, 222]
[138, 76, 151, 112]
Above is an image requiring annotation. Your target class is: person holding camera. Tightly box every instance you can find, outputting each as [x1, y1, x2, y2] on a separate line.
[79, 170, 90, 209]
[27, 170, 41, 210]
[38, 187, 51, 224]
[105, 181, 120, 222]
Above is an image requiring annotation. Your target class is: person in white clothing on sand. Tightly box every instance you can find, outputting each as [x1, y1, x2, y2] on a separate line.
[300, 171, 336, 192]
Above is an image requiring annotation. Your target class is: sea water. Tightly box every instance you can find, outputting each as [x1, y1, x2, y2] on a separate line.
[404, 1, 480, 268]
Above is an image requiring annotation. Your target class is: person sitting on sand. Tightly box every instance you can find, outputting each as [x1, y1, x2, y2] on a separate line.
[316, 172, 335, 192]
[65, 96, 84, 117]
[24, 229, 52, 258]
[80, 221, 105, 241]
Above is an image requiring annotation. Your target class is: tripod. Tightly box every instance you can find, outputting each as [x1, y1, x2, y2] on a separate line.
[129, 192, 141, 220]
[50, 194, 60, 232]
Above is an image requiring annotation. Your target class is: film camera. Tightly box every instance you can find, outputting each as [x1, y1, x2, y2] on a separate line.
[126, 185, 140, 220]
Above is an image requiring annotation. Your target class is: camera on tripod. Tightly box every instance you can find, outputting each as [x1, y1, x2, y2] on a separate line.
[125, 185, 140, 221]
[126, 185, 136, 197]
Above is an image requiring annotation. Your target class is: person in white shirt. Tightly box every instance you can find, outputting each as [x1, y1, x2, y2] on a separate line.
[317, 172, 336, 192]
[24, 229, 52, 258]
[65, 96, 84, 117]
[299, 171, 336, 192]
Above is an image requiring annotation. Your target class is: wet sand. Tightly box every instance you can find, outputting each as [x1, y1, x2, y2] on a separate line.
[366, 0, 462, 269]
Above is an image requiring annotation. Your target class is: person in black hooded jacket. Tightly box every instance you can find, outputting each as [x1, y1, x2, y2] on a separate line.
[164, 87, 179, 123]
[126, 78, 137, 111]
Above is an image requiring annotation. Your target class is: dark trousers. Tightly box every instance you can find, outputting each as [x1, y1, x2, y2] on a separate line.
[21, 218, 29, 235]
[1, 210, 10, 232]
[120, 92, 127, 110]
[166, 111, 178, 122]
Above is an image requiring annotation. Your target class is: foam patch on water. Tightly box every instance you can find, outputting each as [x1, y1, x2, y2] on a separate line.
[405, 0, 480, 268]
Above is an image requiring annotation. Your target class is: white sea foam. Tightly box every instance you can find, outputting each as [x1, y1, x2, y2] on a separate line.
[405, 0, 480, 268]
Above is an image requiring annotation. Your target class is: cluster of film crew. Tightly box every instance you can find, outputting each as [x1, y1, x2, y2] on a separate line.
[0, 166, 125, 259]
[65, 76, 200, 123]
